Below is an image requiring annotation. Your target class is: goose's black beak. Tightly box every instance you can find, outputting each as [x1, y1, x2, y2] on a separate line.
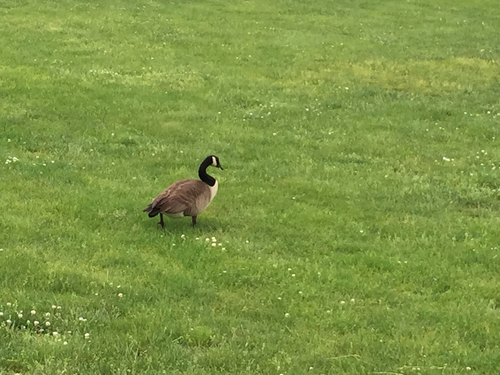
[218, 164, 224, 170]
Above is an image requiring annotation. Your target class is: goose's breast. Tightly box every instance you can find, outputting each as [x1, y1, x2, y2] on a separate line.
[187, 180, 218, 215]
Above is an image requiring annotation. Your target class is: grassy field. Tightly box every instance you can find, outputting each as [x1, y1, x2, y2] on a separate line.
[1, 0, 500, 373]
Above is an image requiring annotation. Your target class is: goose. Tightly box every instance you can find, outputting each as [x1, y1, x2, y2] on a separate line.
[143, 155, 223, 228]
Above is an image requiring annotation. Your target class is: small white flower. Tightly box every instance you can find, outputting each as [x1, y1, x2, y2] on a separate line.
[45, 321, 51, 327]
[284, 313, 290, 318]
[288, 268, 292, 271]
[245, 240, 249, 243]
[291, 274, 295, 277]
[57, 306, 61, 310]
[205, 238, 209, 241]
[31, 310, 36, 315]
[181, 234, 185, 240]
[443, 156, 451, 162]
[52, 305, 57, 309]
[34, 321, 39, 326]
[63, 341, 68, 345]
[78, 317, 87, 322]
[6, 302, 11, 307]
[46, 312, 50, 317]
[18, 313, 23, 318]
[53, 331, 58, 337]
[211, 243, 216, 247]
[118, 293, 123, 298]
[6, 319, 11, 324]
[84, 333, 90, 339]
[212, 237, 216, 242]
[0, 312, 3, 316]
[466, 367, 471, 371]
[340, 300, 346, 305]
[218, 243, 222, 246]
[350, 299, 355, 303]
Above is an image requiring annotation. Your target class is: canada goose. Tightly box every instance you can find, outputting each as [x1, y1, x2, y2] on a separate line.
[143, 155, 223, 228]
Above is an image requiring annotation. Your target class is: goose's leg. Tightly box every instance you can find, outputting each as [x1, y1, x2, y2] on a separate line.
[191, 215, 197, 227]
[157, 213, 165, 229]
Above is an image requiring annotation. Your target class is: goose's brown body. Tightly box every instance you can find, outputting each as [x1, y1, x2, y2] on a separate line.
[144, 179, 218, 218]
[143, 155, 222, 228]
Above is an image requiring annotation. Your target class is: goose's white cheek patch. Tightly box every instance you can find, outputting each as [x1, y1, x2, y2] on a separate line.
[211, 156, 218, 167]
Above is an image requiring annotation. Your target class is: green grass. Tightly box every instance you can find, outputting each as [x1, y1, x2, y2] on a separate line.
[1, 0, 500, 374]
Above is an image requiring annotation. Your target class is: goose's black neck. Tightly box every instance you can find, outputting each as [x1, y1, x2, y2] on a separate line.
[198, 157, 216, 186]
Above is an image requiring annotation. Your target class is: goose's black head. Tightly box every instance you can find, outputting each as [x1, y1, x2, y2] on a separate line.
[209, 155, 223, 170]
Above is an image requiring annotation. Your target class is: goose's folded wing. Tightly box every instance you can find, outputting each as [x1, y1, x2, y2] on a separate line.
[151, 179, 206, 214]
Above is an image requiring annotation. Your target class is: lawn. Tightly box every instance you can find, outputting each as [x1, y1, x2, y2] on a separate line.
[1, 0, 500, 374]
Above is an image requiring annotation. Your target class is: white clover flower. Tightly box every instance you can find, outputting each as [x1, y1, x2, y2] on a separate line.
[31, 310, 36, 315]
[118, 293, 123, 298]
[52, 305, 57, 309]
[211, 243, 216, 247]
[350, 299, 355, 303]
[205, 238, 209, 241]
[53, 331, 58, 337]
[340, 300, 346, 305]
[18, 313, 23, 318]
[6, 319, 11, 324]
[57, 306, 61, 310]
[284, 313, 290, 318]
[84, 333, 90, 339]
[0, 312, 3, 316]
[45, 312, 50, 317]
[34, 321, 39, 326]
[6, 302, 11, 307]
[63, 341, 68, 345]
[212, 237, 216, 242]
[181, 234, 185, 240]
[45, 321, 51, 327]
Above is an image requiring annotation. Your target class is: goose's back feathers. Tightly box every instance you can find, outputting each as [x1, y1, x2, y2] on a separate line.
[143, 178, 217, 218]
